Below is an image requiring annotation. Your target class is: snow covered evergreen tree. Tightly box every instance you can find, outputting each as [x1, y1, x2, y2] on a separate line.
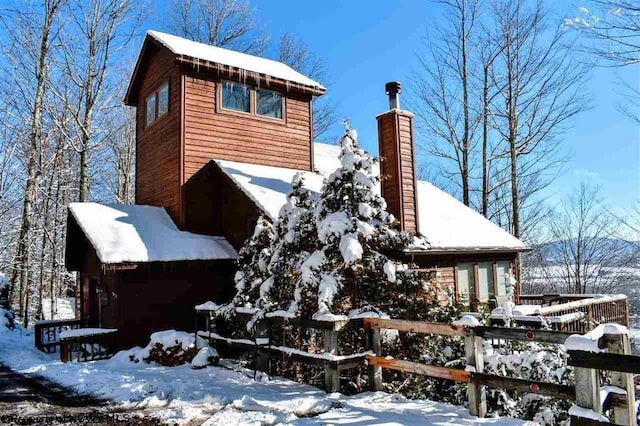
[228, 216, 274, 312]
[258, 173, 318, 314]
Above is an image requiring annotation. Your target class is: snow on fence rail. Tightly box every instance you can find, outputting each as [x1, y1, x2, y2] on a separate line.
[34, 318, 86, 353]
[517, 294, 629, 333]
[197, 306, 638, 425]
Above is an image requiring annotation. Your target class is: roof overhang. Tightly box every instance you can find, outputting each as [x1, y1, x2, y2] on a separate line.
[125, 33, 326, 106]
[404, 246, 530, 256]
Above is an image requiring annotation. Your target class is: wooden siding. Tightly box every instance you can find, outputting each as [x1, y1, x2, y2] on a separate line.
[182, 72, 313, 184]
[183, 161, 262, 250]
[114, 260, 235, 348]
[135, 48, 182, 223]
[377, 111, 418, 233]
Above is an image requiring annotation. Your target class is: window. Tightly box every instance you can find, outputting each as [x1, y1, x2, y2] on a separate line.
[145, 94, 156, 126]
[496, 261, 511, 297]
[158, 82, 169, 116]
[221, 81, 250, 113]
[256, 88, 282, 119]
[145, 81, 169, 126]
[457, 263, 475, 302]
[478, 262, 494, 300]
[456, 260, 513, 303]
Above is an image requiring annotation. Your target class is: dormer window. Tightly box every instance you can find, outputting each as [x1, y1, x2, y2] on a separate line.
[146, 81, 169, 126]
[256, 89, 282, 119]
[221, 81, 250, 113]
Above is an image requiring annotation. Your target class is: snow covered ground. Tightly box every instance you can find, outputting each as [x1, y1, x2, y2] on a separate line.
[0, 326, 534, 425]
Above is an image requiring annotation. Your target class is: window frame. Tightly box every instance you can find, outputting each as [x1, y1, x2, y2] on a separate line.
[220, 80, 252, 114]
[454, 259, 514, 305]
[216, 79, 286, 124]
[145, 80, 170, 127]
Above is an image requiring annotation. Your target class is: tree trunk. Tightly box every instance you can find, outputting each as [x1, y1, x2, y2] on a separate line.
[482, 66, 489, 217]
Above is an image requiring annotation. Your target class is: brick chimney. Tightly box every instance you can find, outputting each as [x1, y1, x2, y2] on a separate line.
[377, 81, 419, 234]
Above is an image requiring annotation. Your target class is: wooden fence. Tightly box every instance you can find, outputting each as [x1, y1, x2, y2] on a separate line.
[34, 319, 86, 353]
[199, 308, 638, 425]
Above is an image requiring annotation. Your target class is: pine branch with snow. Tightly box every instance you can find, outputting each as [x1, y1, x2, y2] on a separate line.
[227, 216, 275, 312]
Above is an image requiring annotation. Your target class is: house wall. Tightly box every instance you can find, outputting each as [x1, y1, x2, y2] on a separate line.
[182, 69, 314, 183]
[107, 260, 236, 349]
[410, 252, 518, 308]
[183, 161, 262, 250]
[135, 47, 182, 223]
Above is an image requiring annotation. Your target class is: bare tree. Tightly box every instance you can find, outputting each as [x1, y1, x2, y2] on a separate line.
[0, 0, 66, 324]
[567, 1, 640, 123]
[525, 184, 638, 295]
[105, 107, 136, 204]
[569, 0, 640, 66]
[410, 0, 480, 206]
[170, 0, 267, 54]
[277, 33, 335, 140]
[58, 0, 140, 202]
[491, 0, 589, 240]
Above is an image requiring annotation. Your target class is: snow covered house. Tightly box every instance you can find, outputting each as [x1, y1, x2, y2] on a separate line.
[65, 31, 526, 347]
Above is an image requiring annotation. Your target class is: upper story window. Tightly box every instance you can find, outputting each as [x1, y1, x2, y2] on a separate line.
[221, 81, 250, 113]
[219, 80, 284, 120]
[146, 81, 169, 126]
[256, 88, 283, 119]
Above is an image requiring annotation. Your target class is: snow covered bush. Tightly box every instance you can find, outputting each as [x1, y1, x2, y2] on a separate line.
[0, 307, 14, 331]
[483, 340, 573, 424]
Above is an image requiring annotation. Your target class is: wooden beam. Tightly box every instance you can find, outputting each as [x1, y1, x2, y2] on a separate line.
[471, 372, 576, 401]
[363, 318, 466, 337]
[568, 350, 640, 375]
[474, 326, 574, 345]
[365, 355, 471, 383]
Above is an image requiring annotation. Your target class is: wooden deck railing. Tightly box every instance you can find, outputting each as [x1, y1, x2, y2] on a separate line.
[514, 294, 629, 333]
[60, 329, 118, 363]
[34, 319, 86, 353]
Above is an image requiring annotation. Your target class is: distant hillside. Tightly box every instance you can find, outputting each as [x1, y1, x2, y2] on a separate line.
[531, 238, 639, 266]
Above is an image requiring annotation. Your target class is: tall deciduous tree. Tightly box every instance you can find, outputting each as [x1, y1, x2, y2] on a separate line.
[410, 0, 480, 206]
[1, 0, 66, 324]
[277, 33, 336, 140]
[491, 0, 589, 241]
[59, 0, 140, 202]
[170, 0, 267, 55]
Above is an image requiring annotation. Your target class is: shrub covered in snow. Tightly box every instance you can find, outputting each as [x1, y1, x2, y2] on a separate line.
[483, 340, 573, 424]
[0, 307, 14, 332]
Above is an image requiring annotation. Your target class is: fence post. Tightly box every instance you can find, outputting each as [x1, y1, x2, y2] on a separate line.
[573, 365, 601, 419]
[324, 329, 340, 392]
[366, 327, 382, 391]
[255, 318, 270, 374]
[465, 330, 486, 418]
[604, 333, 635, 426]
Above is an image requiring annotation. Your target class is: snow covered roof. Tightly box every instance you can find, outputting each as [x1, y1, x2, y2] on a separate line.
[68, 203, 237, 264]
[416, 181, 526, 251]
[147, 31, 325, 91]
[216, 143, 526, 252]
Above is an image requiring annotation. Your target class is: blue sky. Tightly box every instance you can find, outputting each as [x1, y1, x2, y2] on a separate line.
[151, 0, 639, 212]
